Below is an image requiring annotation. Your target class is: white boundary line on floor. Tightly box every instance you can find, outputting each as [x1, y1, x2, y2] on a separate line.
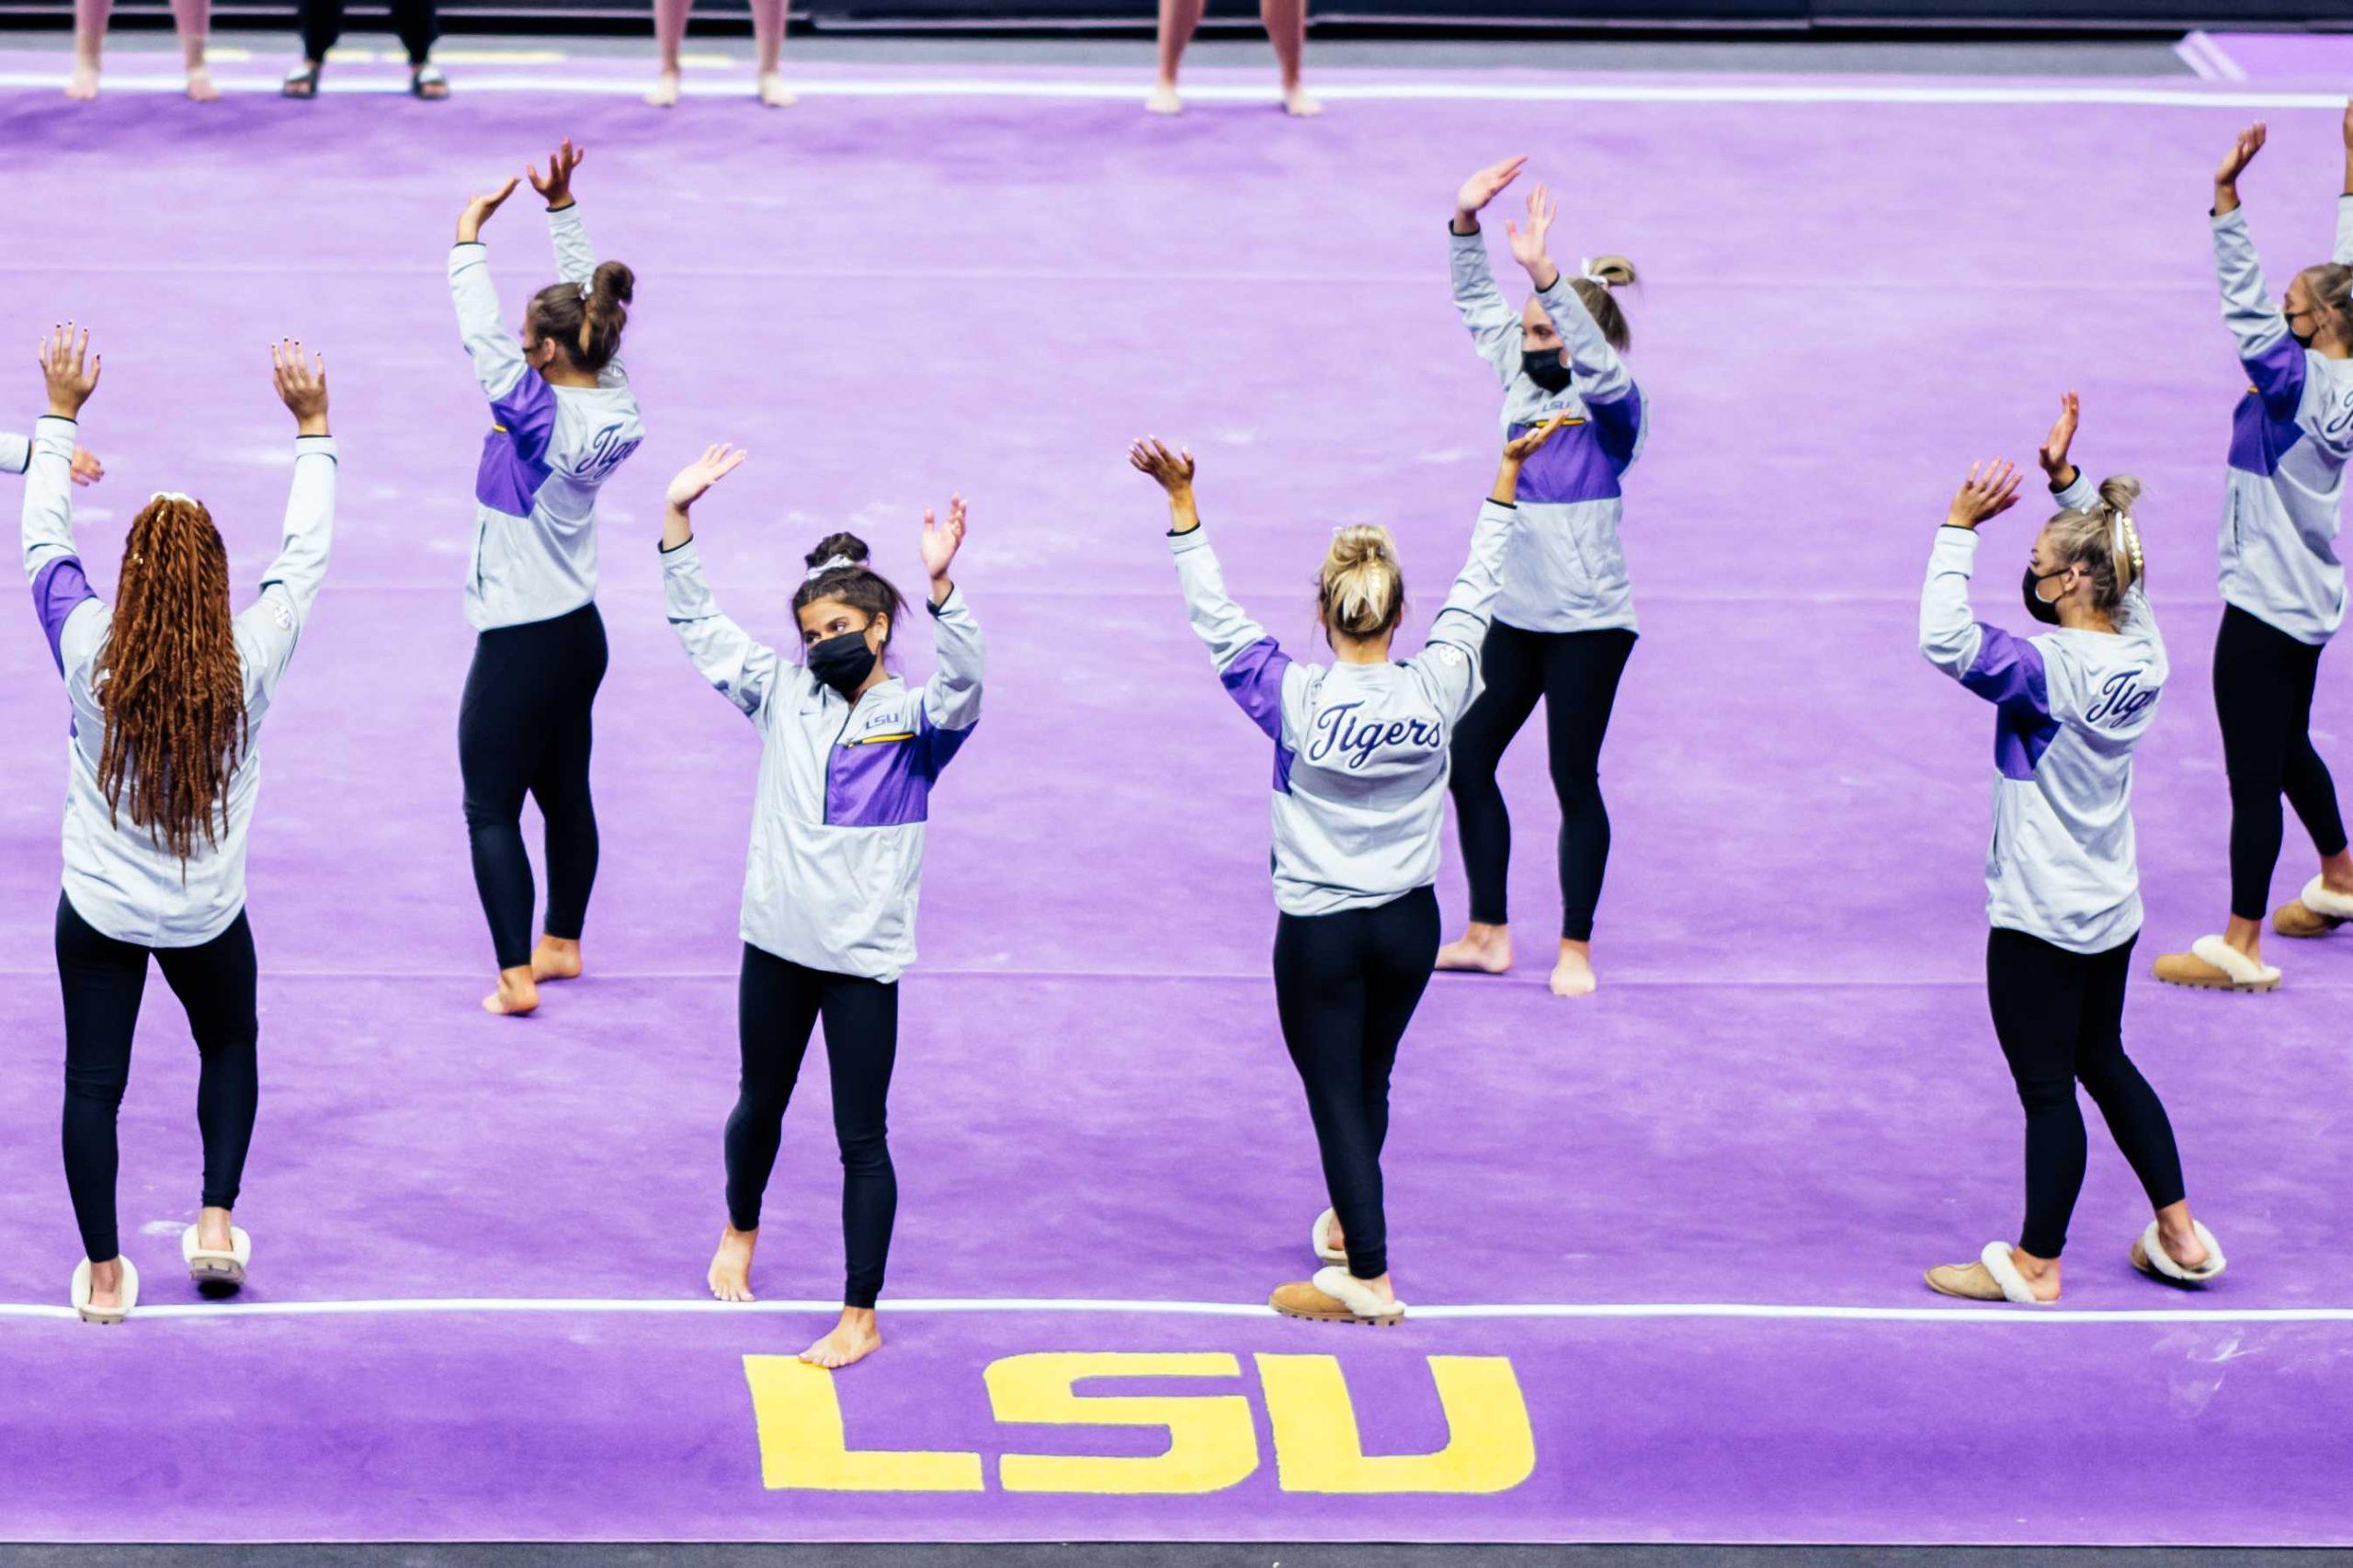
[0, 72, 2338, 108]
[1, 1296, 2347, 1324]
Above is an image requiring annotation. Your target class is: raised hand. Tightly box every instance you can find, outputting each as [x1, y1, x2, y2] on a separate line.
[919, 495, 967, 587]
[271, 339, 329, 435]
[68, 448, 103, 486]
[1129, 437, 1200, 535]
[529, 138, 585, 209]
[666, 442, 748, 513]
[1454, 156, 1529, 229]
[1127, 437, 1196, 495]
[1946, 459, 2025, 531]
[38, 323, 100, 420]
[2342, 99, 2351, 153]
[1505, 184, 1560, 288]
[2215, 123, 2266, 196]
[2037, 392, 2080, 486]
[458, 176, 522, 244]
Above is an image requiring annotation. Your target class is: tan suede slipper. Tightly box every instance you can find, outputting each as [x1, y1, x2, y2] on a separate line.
[2153, 937, 2280, 993]
[2275, 876, 2353, 939]
[2273, 899, 2339, 938]
[1925, 1242, 2052, 1305]
[1270, 1267, 1405, 1325]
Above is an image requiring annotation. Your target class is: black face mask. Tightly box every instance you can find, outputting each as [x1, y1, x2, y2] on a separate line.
[1521, 350, 1571, 394]
[2022, 565, 2068, 625]
[807, 629, 879, 697]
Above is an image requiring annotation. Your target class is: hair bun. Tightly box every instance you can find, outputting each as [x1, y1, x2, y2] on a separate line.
[805, 531, 871, 571]
[590, 259, 636, 307]
[1326, 526, 1393, 569]
[2097, 475, 2143, 517]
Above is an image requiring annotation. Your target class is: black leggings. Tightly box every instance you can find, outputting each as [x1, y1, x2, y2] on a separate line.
[1449, 622, 1637, 941]
[2213, 605, 2348, 922]
[727, 945, 900, 1310]
[56, 894, 259, 1264]
[460, 602, 608, 973]
[1271, 885, 1439, 1282]
[1985, 927, 2185, 1259]
[299, 0, 438, 65]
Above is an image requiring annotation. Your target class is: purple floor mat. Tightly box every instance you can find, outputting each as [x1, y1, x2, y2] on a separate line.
[0, 67, 2348, 1545]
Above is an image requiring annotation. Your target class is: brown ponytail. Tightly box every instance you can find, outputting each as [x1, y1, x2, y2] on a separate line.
[528, 259, 634, 374]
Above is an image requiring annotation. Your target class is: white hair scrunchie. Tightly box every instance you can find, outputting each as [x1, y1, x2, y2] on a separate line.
[1577, 256, 1611, 286]
[805, 555, 857, 582]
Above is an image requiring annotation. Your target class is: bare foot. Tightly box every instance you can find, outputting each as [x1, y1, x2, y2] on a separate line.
[1436, 923, 1512, 974]
[85, 1256, 123, 1312]
[483, 967, 539, 1016]
[645, 70, 681, 108]
[197, 1206, 235, 1254]
[1282, 85, 1323, 117]
[1317, 1210, 1346, 1255]
[801, 1307, 881, 1369]
[1145, 82, 1182, 116]
[2009, 1248, 2063, 1302]
[1550, 940, 1597, 998]
[185, 66, 220, 102]
[2322, 849, 2353, 897]
[757, 72, 795, 108]
[66, 62, 99, 100]
[2156, 1209, 2211, 1273]
[531, 937, 582, 983]
[708, 1225, 757, 1303]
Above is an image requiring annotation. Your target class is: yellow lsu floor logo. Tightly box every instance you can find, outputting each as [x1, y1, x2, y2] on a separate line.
[745, 1351, 1535, 1495]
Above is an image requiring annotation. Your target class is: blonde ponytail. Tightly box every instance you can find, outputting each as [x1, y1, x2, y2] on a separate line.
[1318, 526, 1405, 642]
[2043, 475, 2146, 613]
[1571, 255, 1638, 352]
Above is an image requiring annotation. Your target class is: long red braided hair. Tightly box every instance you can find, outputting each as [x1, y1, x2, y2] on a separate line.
[93, 495, 247, 863]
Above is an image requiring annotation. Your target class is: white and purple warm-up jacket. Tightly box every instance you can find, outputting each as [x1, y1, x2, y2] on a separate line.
[1450, 227, 1647, 635]
[1919, 473, 2165, 955]
[2210, 199, 2353, 645]
[661, 540, 984, 983]
[22, 415, 337, 947]
[1172, 499, 1514, 918]
[449, 201, 644, 632]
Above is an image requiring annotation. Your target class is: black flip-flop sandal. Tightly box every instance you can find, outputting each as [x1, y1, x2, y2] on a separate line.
[411, 63, 449, 99]
[281, 62, 322, 98]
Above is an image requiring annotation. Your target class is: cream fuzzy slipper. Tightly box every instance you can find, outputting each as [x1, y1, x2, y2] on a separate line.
[72, 1256, 139, 1325]
[1270, 1266, 1405, 1325]
[1925, 1242, 2052, 1305]
[2131, 1220, 2226, 1287]
[183, 1222, 252, 1290]
[2153, 936, 2281, 993]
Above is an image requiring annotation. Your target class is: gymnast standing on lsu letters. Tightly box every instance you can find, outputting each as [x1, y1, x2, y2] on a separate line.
[658, 444, 981, 1371]
[23, 325, 335, 1324]
[449, 138, 644, 1017]
[1918, 403, 2224, 1306]
[2151, 116, 2353, 994]
[1131, 419, 1565, 1326]
[1433, 158, 1645, 999]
